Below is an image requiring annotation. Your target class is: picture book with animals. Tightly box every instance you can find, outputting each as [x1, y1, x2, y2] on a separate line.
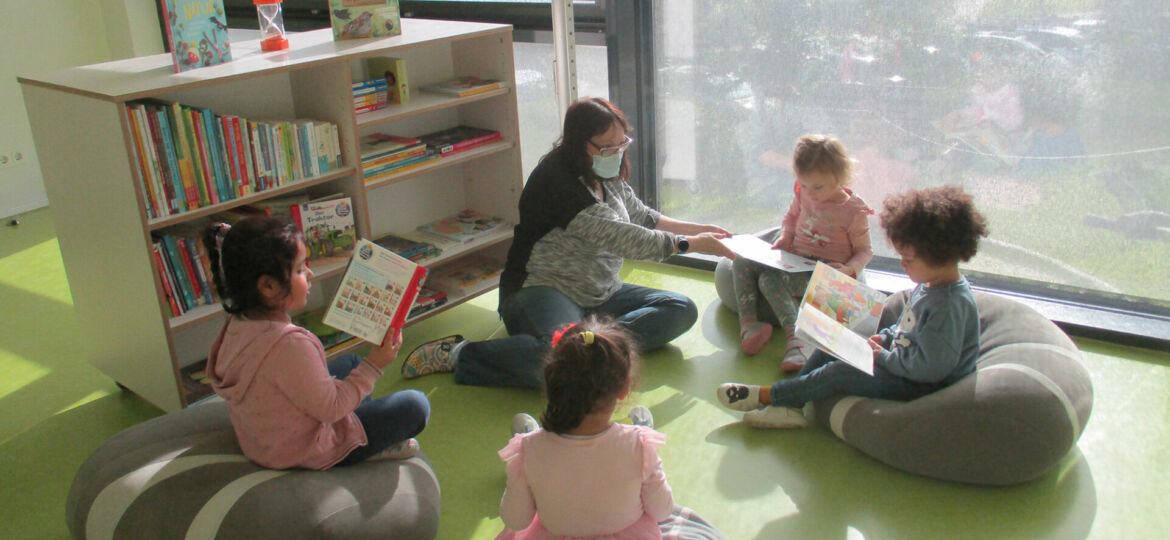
[365, 57, 410, 104]
[323, 239, 427, 344]
[793, 262, 890, 375]
[160, 0, 233, 73]
[328, 0, 402, 41]
[719, 234, 817, 273]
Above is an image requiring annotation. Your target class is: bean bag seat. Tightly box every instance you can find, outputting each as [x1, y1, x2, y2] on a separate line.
[713, 226, 783, 324]
[66, 401, 441, 539]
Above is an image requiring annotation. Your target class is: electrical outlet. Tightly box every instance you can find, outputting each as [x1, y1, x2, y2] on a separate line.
[0, 151, 27, 170]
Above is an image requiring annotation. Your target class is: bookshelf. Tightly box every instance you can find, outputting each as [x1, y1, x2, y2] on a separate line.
[19, 19, 522, 411]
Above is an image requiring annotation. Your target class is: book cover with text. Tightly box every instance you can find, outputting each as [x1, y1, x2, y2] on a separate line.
[323, 239, 427, 344]
[328, 0, 402, 40]
[160, 0, 232, 73]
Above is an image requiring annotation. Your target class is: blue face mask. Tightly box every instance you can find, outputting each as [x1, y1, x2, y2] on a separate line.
[591, 151, 624, 179]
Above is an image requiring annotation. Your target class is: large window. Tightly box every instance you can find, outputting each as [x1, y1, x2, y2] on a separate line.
[652, 0, 1170, 313]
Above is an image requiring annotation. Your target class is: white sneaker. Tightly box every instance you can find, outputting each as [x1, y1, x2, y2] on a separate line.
[511, 413, 539, 435]
[744, 407, 807, 429]
[629, 405, 654, 428]
[717, 383, 762, 411]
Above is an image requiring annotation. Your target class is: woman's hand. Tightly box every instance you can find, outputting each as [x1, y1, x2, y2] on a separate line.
[687, 231, 736, 259]
[365, 328, 404, 370]
[694, 223, 731, 236]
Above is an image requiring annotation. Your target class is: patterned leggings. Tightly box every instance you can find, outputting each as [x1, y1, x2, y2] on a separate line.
[731, 257, 812, 329]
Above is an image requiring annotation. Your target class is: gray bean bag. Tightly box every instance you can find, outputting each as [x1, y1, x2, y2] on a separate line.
[66, 401, 441, 539]
[713, 226, 784, 324]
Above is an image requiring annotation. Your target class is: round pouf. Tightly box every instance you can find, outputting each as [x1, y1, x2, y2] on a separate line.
[811, 291, 1093, 485]
[66, 401, 441, 539]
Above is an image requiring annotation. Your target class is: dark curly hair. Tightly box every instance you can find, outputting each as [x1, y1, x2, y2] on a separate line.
[551, 97, 632, 187]
[540, 317, 639, 434]
[879, 185, 989, 266]
[202, 215, 303, 316]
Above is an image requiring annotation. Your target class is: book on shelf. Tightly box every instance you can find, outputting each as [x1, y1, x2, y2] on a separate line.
[160, 0, 232, 73]
[373, 232, 443, 262]
[420, 76, 505, 98]
[792, 262, 890, 376]
[362, 150, 440, 179]
[414, 209, 511, 244]
[417, 125, 502, 157]
[408, 286, 448, 319]
[289, 195, 357, 262]
[426, 256, 504, 296]
[328, 0, 402, 41]
[719, 234, 817, 273]
[365, 56, 409, 105]
[359, 133, 424, 162]
[323, 239, 426, 344]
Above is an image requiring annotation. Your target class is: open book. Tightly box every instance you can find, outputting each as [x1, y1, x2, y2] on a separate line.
[719, 234, 817, 272]
[794, 262, 889, 375]
[323, 239, 427, 345]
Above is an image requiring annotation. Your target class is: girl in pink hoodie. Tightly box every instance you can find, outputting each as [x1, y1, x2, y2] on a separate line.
[202, 216, 429, 470]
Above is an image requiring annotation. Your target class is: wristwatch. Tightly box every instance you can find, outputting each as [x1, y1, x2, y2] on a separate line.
[676, 235, 690, 254]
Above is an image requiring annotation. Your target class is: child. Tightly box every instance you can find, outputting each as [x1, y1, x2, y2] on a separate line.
[202, 215, 430, 469]
[718, 185, 989, 429]
[496, 317, 673, 539]
[733, 134, 874, 372]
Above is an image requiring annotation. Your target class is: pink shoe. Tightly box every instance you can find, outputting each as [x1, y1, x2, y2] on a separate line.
[780, 339, 807, 373]
[740, 322, 773, 355]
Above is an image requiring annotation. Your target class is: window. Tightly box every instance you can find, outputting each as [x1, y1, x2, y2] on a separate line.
[651, 0, 1170, 318]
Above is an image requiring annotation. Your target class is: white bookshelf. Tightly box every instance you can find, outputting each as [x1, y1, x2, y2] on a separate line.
[19, 19, 523, 411]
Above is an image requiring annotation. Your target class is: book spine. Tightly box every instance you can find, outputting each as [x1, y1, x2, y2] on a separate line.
[354, 103, 388, 114]
[361, 146, 426, 168]
[360, 143, 426, 163]
[161, 235, 196, 311]
[183, 235, 215, 305]
[201, 108, 230, 204]
[445, 130, 502, 155]
[168, 102, 201, 209]
[231, 117, 251, 194]
[329, 123, 342, 168]
[153, 241, 182, 317]
[236, 117, 254, 195]
[211, 116, 233, 200]
[362, 151, 438, 177]
[160, 1, 181, 73]
[220, 115, 239, 195]
[389, 266, 429, 334]
[251, 121, 270, 191]
[153, 107, 186, 213]
[314, 122, 331, 173]
[185, 107, 214, 206]
[124, 105, 157, 219]
[135, 105, 171, 218]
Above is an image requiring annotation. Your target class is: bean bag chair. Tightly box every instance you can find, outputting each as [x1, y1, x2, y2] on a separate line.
[66, 401, 441, 539]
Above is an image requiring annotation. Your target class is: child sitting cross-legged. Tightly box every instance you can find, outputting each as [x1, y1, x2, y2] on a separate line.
[718, 185, 989, 429]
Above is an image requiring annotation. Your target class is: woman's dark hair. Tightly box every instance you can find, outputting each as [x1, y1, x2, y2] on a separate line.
[540, 316, 639, 434]
[551, 97, 632, 186]
[880, 185, 990, 266]
[202, 215, 302, 316]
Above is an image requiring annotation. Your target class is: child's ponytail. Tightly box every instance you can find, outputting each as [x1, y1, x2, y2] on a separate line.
[540, 317, 639, 434]
[201, 215, 302, 316]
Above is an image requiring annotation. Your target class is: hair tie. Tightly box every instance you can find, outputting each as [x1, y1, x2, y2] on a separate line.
[580, 331, 594, 345]
[551, 323, 577, 348]
[213, 222, 231, 277]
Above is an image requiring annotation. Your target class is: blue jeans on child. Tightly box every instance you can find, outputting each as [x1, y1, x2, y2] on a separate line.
[326, 354, 431, 466]
[453, 283, 698, 388]
[768, 349, 944, 408]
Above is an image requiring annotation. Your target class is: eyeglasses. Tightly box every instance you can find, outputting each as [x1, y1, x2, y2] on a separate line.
[588, 135, 634, 157]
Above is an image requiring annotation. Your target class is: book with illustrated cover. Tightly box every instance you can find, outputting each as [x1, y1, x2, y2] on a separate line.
[373, 232, 443, 262]
[420, 76, 505, 98]
[366, 57, 409, 104]
[359, 132, 424, 161]
[160, 0, 232, 73]
[415, 209, 510, 244]
[719, 234, 817, 273]
[795, 303, 875, 376]
[290, 196, 357, 261]
[323, 239, 427, 344]
[426, 256, 504, 296]
[793, 262, 890, 375]
[328, 0, 401, 40]
[418, 125, 502, 156]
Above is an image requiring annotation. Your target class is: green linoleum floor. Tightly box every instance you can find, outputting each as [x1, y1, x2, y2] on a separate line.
[2, 207, 1169, 539]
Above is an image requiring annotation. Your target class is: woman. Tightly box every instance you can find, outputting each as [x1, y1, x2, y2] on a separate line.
[401, 97, 735, 388]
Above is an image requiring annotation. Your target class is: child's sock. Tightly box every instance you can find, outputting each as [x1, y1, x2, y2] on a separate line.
[781, 327, 807, 373]
[740, 320, 773, 355]
[744, 406, 807, 429]
[717, 383, 763, 411]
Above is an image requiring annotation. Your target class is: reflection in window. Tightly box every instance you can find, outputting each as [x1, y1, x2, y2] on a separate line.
[653, 0, 1170, 308]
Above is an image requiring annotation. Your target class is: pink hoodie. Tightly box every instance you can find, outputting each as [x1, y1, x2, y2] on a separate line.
[206, 315, 382, 470]
[776, 186, 874, 277]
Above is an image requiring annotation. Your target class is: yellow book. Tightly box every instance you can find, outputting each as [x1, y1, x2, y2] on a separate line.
[365, 56, 409, 105]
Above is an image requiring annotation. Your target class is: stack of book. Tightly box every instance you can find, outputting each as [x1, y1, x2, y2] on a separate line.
[414, 209, 511, 244]
[373, 232, 443, 262]
[125, 100, 342, 220]
[151, 228, 217, 317]
[420, 76, 506, 98]
[359, 132, 440, 183]
[426, 256, 504, 297]
[418, 125, 502, 158]
[408, 287, 449, 319]
[352, 78, 389, 114]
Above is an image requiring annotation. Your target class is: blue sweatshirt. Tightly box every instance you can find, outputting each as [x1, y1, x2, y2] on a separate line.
[876, 277, 980, 385]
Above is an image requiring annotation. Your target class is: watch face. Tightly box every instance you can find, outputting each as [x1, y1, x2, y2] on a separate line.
[678, 238, 689, 253]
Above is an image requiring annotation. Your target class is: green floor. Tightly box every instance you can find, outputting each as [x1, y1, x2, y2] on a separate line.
[2, 207, 1169, 539]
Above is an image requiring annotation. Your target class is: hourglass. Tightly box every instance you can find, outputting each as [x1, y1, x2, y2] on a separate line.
[254, 0, 289, 51]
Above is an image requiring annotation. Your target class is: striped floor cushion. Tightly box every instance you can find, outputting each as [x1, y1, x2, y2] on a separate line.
[66, 401, 440, 539]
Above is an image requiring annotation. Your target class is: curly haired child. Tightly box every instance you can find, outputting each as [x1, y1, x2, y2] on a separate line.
[719, 185, 989, 429]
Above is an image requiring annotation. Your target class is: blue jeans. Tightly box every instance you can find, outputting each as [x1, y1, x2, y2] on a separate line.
[768, 349, 944, 408]
[326, 354, 431, 466]
[454, 284, 698, 388]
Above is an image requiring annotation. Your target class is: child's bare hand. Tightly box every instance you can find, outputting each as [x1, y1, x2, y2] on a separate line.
[828, 262, 855, 277]
[867, 336, 884, 356]
[366, 328, 403, 370]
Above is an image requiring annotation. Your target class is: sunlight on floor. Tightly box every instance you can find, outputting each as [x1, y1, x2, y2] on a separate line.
[0, 355, 50, 400]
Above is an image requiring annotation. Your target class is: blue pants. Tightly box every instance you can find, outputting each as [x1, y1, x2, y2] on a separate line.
[326, 354, 431, 466]
[454, 284, 698, 388]
[768, 349, 944, 408]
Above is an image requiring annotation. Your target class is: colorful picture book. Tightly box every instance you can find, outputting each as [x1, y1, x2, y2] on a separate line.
[415, 209, 510, 244]
[794, 303, 875, 376]
[323, 239, 427, 344]
[328, 0, 402, 40]
[365, 57, 409, 104]
[359, 133, 424, 161]
[290, 196, 357, 261]
[373, 232, 442, 262]
[420, 76, 505, 98]
[800, 262, 888, 336]
[160, 0, 233, 73]
[719, 234, 817, 273]
[417, 125, 502, 157]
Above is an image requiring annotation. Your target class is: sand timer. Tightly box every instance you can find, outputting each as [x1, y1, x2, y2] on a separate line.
[254, 0, 289, 51]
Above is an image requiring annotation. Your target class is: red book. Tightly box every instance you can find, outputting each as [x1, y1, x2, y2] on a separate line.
[417, 125, 502, 157]
[232, 117, 251, 196]
[152, 242, 182, 317]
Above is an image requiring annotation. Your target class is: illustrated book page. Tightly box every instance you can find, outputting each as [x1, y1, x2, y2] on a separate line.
[800, 261, 887, 337]
[323, 239, 427, 344]
[794, 303, 875, 376]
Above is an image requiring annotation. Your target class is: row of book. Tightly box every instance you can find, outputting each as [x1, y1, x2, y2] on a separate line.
[152, 229, 217, 317]
[352, 77, 389, 114]
[126, 100, 344, 220]
[359, 126, 502, 183]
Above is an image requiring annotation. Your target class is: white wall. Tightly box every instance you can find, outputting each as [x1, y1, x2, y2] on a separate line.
[1, 0, 162, 219]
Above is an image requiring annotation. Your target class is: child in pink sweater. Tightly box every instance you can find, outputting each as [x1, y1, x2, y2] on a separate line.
[733, 134, 874, 371]
[496, 317, 673, 539]
[202, 216, 429, 470]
